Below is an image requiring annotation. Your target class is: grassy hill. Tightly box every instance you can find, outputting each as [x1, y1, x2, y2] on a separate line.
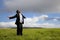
[0, 28, 60, 40]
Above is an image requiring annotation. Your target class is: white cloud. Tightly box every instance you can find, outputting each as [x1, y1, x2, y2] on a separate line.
[0, 21, 16, 28]
[0, 15, 60, 28]
[40, 23, 60, 28]
[23, 15, 48, 27]
[48, 17, 60, 21]
[3, 0, 60, 13]
[53, 19, 58, 21]
[39, 15, 48, 20]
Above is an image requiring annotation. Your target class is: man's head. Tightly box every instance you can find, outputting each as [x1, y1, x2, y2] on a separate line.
[16, 10, 20, 13]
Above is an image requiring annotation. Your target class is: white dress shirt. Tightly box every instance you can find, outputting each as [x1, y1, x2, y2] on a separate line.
[19, 13, 23, 23]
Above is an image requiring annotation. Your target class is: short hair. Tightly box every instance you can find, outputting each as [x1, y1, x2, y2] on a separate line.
[16, 10, 20, 13]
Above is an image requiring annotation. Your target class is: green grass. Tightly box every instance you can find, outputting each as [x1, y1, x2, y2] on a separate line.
[0, 28, 60, 40]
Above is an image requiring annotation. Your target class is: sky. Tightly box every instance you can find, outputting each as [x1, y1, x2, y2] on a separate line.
[0, 0, 60, 28]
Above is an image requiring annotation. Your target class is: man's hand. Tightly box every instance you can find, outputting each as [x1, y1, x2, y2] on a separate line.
[8, 17, 11, 19]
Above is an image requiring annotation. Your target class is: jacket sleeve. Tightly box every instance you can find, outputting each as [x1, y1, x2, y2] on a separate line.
[9, 14, 17, 19]
[22, 14, 26, 19]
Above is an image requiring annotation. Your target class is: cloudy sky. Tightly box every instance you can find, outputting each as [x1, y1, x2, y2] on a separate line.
[0, 0, 60, 28]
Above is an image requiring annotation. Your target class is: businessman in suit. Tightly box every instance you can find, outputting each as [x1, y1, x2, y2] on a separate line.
[9, 10, 26, 35]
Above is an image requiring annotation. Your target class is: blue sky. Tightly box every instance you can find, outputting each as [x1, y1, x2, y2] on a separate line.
[0, 0, 60, 28]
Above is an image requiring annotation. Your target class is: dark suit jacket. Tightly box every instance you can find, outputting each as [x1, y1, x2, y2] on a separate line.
[9, 13, 26, 25]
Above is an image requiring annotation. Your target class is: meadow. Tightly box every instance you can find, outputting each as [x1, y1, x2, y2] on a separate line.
[0, 28, 60, 40]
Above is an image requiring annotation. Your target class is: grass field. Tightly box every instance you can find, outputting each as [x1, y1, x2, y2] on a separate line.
[0, 28, 60, 40]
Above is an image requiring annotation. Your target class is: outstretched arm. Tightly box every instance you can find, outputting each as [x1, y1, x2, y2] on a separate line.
[22, 14, 26, 18]
[9, 14, 17, 19]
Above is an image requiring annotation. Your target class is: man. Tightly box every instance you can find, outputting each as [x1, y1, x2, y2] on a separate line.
[9, 10, 26, 35]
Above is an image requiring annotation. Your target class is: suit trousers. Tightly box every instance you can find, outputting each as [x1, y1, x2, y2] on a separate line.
[16, 23, 23, 35]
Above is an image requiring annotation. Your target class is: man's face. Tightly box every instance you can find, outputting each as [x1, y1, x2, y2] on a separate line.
[16, 10, 20, 13]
